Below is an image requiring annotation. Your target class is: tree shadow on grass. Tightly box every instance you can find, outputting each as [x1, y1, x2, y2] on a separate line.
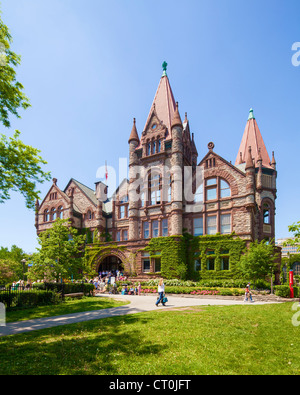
[0, 314, 165, 375]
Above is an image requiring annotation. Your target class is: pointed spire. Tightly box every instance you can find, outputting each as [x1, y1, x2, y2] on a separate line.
[143, 67, 176, 135]
[171, 102, 182, 129]
[191, 133, 198, 156]
[245, 146, 254, 170]
[235, 108, 272, 168]
[257, 147, 262, 164]
[238, 152, 243, 165]
[271, 151, 276, 169]
[128, 118, 139, 144]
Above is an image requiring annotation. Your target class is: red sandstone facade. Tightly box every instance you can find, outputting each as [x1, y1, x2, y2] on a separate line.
[35, 67, 277, 275]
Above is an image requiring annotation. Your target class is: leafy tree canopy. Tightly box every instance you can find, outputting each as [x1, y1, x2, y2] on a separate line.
[237, 240, 279, 282]
[28, 219, 92, 283]
[285, 221, 300, 252]
[0, 10, 51, 209]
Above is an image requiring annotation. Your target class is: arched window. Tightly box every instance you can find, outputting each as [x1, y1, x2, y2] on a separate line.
[51, 208, 56, 221]
[206, 178, 217, 200]
[220, 179, 231, 198]
[149, 173, 161, 205]
[158, 139, 161, 153]
[140, 192, 145, 207]
[204, 178, 231, 201]
[57, 206, 63, 219]
[44, 209, 50, 222]
[87, 210, 92, 220]
[263, 203, 270, 224]
[147, 142, 151, 156]
[195, 185, 204, 203]
[120, 195, 128, 203]
[152, 140, 156, 154]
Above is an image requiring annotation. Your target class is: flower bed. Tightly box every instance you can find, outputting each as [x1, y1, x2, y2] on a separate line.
[141, 285, 244, 296]
[190, 290, 219, 296]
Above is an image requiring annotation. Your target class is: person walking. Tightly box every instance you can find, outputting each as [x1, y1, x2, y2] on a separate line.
[244, 282, 254, 302]
[155, 278, 165, 307]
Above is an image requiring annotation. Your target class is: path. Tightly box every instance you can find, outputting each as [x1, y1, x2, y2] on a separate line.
[0, 294, 276, 337]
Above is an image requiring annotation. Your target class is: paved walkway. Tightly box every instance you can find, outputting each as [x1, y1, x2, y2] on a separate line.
[0, 294, 276, 337]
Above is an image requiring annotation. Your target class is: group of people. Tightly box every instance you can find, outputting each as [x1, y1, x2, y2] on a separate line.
[121, 283, 142, 295]
[88, 270, 128, 293]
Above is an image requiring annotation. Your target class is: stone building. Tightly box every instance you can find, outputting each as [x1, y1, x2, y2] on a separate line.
[35, 64, 278, 279]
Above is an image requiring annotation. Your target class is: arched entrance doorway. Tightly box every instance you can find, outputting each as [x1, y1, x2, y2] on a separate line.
[98, 255, 123, 275]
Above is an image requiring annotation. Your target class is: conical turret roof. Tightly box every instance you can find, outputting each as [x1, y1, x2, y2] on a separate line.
[143, 63, 176, 136]
[235, 108, 272, 169]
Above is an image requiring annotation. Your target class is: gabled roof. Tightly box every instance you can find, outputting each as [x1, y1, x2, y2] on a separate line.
[64, 178, 98, 207]
[235, 109, 272, 169]
[200, 149, 246, 177]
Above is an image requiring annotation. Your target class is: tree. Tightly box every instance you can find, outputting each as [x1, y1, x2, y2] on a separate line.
[0, 11, 51, 209]
[28, 219, 91, 283]
[0, 131, 51, 209]
[285, 221, 300, 252]
[237, 240, 279, 283]
[0, 259, 20, 284]
[0, 244, 28, 283]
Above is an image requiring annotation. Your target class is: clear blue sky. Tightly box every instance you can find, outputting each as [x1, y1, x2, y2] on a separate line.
[0, 0, 299, 253]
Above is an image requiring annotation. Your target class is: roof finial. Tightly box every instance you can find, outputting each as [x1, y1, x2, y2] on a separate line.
[248, 108, 255, 120]
[162, 61, 168, 77]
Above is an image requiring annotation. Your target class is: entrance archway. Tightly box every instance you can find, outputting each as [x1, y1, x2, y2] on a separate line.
[97, 255, 123, 275]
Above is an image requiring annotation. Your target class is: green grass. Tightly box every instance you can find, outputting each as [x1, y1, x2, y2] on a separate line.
[5, 297, 129, 323]
[1, 302, 299, 375]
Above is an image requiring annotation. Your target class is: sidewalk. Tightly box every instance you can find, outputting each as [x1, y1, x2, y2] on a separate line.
[0, 294, 278, 337]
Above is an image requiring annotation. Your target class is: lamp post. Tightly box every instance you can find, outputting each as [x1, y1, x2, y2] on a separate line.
[270, 266, 274, 295]
[21, 259, 26, 282]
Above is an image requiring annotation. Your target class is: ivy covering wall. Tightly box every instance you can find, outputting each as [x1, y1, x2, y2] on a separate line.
[187, 234, 246, 281]
[144, 233, 246, 280]
[84, 234, 246, 281]
[145, 236, 188, 279]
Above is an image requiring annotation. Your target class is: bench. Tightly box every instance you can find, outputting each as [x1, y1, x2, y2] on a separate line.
[64, 292, 84, 299]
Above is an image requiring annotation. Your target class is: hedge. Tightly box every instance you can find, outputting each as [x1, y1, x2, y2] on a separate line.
[0, 290, 60, 309]
[274, 285, 299, 298]
[32, 282, 94, 296]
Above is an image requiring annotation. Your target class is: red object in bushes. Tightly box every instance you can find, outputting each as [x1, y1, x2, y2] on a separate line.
[289, 270, 294, 298]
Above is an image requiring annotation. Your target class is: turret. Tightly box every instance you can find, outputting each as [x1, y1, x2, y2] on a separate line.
[128, 118, 140, 241]
[170, 102, 183, 236]
[245, 146, 255, 206]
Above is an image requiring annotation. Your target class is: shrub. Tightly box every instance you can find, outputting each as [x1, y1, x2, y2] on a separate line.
[0, 290, 60, 309]
[275, 285, 299, 298]
[32, 282, 94, 296]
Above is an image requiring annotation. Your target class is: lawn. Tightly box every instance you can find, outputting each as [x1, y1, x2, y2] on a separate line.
[5, 296, 129, 323]
[0, 302, 299, 375]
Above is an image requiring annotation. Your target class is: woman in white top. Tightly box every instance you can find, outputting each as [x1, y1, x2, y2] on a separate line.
[155, 278, 165, 307]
